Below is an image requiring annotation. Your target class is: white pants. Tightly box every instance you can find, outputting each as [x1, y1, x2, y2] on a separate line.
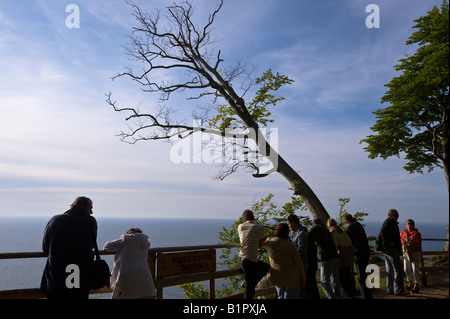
[404, 251, 422, 283]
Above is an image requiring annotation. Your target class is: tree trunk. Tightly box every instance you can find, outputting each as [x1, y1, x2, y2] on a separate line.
[276, 154, 330, 222]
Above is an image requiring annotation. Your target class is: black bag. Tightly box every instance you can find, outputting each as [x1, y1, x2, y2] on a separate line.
[91, 257, 111, 290]
[375, 232, 384, 252]
[90, 221, 111, 290]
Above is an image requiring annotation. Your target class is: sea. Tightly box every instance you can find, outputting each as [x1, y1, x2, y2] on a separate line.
[0, 217, 448, 299]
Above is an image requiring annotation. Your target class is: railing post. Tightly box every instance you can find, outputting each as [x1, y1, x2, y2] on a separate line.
[209, 248, 215, 299]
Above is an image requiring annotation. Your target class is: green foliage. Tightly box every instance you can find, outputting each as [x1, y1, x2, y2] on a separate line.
[208, 69, 294, 131]
[336, 197, 369, 229]
[179, 194, 368, 298]
[360, 1, 449, 175]
[179, 282, 210, 299]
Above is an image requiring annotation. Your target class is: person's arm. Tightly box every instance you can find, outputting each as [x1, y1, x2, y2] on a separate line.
[103, 237, 124, 252]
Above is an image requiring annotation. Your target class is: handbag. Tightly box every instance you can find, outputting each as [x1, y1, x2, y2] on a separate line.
[403, 244, 415, 262]
[90, 221, 111, 290]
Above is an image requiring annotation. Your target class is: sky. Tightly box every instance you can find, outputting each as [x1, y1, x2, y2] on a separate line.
[0, 0, 448, 224]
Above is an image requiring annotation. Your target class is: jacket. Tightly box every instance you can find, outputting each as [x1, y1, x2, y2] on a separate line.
[400, 228, 422, 252]
[263, 237, 306, 288]
[345, 221, 370, 258]
[40, 208, 96, 293]
[378, 218, 402, 255]
[103, 232, 156, 299]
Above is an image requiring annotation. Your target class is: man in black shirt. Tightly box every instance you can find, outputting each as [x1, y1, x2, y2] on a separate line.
[344, 214, 372, 299]
[40, 196, 97, 299]
[377, 209, 405, 295]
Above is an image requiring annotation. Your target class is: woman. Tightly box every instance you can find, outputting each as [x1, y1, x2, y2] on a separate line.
[327, 218, 356, 298]
[103, 228, 156, 299]
[262, 223, 306, 299]
[400, 219, 422, 293]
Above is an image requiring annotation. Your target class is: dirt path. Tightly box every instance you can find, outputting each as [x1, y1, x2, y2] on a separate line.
[372, 266, 449, 300]
[372, 283, 449, 299]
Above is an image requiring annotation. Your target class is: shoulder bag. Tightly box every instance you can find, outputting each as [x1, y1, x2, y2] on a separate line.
[90, 220, 111, 290]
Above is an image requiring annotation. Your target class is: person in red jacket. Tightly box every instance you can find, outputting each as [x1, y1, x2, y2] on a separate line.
[400, 219, 422, 293]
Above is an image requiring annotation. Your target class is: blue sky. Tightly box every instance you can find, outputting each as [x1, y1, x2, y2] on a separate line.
[0, 0, 448, 224]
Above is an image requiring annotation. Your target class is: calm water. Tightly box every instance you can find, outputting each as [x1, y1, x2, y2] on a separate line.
[0, 217, 447, 298]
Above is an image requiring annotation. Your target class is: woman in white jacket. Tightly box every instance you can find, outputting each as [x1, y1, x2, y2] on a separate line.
[103, 228, 156, 299]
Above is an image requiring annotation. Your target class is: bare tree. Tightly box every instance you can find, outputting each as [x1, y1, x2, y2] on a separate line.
[107, 0, 330, 221]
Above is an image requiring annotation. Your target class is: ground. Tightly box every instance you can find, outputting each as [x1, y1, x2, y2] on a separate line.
[372, 257, 449, 300]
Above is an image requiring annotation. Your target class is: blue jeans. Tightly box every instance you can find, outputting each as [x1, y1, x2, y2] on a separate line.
[320, 258, 340, 299]
[384, 248, 405, 295]
[276, 286, 300, 299]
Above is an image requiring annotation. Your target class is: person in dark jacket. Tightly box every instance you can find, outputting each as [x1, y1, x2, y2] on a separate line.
[308, 218, 340, 299]
[344, 214, 372, 299]
[40, 196, 97, 299]
[377, 209, 405, 295]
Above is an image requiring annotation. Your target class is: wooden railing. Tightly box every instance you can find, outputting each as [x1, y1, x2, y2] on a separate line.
[0, 243, 275, 299]
[0, 238, 447, 299]
[367, 237, 449, 286]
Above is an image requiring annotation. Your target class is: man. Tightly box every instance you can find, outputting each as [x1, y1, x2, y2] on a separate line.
[377, 208, 405, 295]
[237, 209, 270, 299]
[287, 214, 308, 298]
[287, 215, 308, 266]
[344, 213, 372, 299]
[308, 218, 340, 299]
[40, 196, 97, 299]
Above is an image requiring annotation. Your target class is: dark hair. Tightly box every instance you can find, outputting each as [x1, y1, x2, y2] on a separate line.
[70, 196, 92, 209]
[388, 209, 399, 217]
[287, 214, 300, 225]
[242, 209, 254, 221]
[406, 219, 415, 227]
[275, 223, 290, 240]
[313, 218, 323, 226]
[344, 213, 356, 223]
[126, 228, 143, 234]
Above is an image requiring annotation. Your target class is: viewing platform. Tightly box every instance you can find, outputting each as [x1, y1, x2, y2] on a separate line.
[0, 239, 448, 299]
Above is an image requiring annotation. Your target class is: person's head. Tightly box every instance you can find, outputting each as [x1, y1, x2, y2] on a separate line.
[406, 219, 415, 230]
[70, 196, 93, 215]
[275, 223, 290, 240]
[313, 218, 323, 226]
[126, 228, 143, 235]
[287, 214, 300, 231]
[327, 218, 337, 229]
[344, 213, 356, 225]
[242, 209, 255, 222]
[327, 217, 343, 233]
[388, 209, 399, 221]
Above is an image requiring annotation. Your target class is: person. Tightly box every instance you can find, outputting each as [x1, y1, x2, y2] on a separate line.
[40, 196, 96, 299]
[400, 219, 422, 293]
[308, 218, 340, 299]
[262, 223, 306, 299]
[237, 209, 270, 299]
[103, 228, 156, 299]
[327, 218, 356, 298]
[344, 213, 372, 299]
[377, 208, 405, 295]
[287, 214, 308, 298]
[287, 215, 308, 267]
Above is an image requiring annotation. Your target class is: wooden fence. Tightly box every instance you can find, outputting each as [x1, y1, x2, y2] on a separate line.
[0, 239, 447, 299]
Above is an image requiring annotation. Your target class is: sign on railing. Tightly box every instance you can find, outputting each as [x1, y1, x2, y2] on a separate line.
[157, 249, 216, 279]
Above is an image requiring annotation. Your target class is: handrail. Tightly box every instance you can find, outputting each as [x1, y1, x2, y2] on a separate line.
[0, 239, 447, 299]
[0, 243, 244, 299]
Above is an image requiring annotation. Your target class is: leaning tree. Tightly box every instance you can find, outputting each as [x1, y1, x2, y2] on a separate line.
[107, 0, 330, 221]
